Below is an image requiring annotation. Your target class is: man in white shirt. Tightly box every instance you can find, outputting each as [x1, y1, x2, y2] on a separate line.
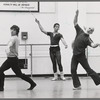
[0, 25, 36, 91]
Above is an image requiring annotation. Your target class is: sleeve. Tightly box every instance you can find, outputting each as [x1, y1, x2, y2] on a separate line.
[87, 37, 93, 46]
[74, 24, 84, 35]
[47, 32, 52, 36]
[60, 34, 63, 39]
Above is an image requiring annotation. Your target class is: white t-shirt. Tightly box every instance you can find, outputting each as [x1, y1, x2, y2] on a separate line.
[5, 36, 19, 57]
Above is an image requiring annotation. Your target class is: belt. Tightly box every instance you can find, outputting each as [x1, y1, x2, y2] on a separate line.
[50, 45, 59, 47]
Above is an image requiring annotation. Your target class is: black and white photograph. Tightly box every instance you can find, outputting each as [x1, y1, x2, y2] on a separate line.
[0, 0, 100, 99]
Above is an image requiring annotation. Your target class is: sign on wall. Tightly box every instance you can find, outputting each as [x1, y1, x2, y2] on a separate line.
[0, 2, 39, 12]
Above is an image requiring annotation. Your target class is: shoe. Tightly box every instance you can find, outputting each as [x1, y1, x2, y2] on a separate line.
[52, 72, 58, 81]
[60, 71, 66, 81]
[60, 76, 66, 81]
[52, 77, 58, 81]
[27, 83, 36, 90]
[73, 86, 81, 90]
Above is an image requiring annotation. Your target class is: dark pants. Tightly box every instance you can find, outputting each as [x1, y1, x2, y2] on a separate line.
[71, 53, 100, 88]
[49, 46, 63, 73]
[0, 57, 36, 89]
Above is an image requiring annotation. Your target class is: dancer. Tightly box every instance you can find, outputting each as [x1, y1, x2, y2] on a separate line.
[71, 9, 100, 90]
[0, 25, 36, 91]
[35, 19, 68, 81]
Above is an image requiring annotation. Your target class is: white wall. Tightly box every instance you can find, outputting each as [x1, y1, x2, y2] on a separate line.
[0, 2, 100, 75]
[86, 2, 100, 73]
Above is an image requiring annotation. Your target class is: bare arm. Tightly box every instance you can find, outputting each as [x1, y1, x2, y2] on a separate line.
[5, 37, 15, 54]
[61, 38, 68, 49]
[90, 43, 100, 48]
[74, 9, 79, 26]
[35, 18, 47, 35]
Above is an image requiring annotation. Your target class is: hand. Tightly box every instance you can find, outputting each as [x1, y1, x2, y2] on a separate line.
[95, 43, 100, 47]
[35, 18, 40, 24]
[98, 44, 100, 47]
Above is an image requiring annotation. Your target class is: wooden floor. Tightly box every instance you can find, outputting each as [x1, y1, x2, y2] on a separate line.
[1, 76, 100, 98]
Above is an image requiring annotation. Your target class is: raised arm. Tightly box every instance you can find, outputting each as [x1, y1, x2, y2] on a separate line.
[61, 38, 68, 49]
[74, 9, 79, 26]
[35, 18, 47, 35]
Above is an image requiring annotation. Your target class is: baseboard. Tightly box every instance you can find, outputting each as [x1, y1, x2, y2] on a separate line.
[5, 73, 100, 78]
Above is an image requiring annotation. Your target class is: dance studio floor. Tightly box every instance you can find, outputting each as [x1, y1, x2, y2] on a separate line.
[1, 76, 100, 98]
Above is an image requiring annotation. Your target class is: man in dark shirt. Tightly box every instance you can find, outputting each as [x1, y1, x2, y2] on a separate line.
[35, 19, 68, 81]
[71, 9, 100, 90]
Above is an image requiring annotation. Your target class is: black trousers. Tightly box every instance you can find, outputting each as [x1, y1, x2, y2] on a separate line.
[71, 53, 100, 88]
[49, 46, 63, 73]
[0, 57, 36, 89]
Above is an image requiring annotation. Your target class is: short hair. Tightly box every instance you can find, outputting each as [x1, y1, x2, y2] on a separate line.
[53, 23, 60, 28]
[89, 27, 94, 32]
[10, 25, 20, 36]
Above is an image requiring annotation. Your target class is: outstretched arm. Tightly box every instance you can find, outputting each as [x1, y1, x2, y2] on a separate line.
[90, 43, 100, 48]
[35, 18, 47, 35]
[74, 9, 79, 26]
[61, 38, 68, 49]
